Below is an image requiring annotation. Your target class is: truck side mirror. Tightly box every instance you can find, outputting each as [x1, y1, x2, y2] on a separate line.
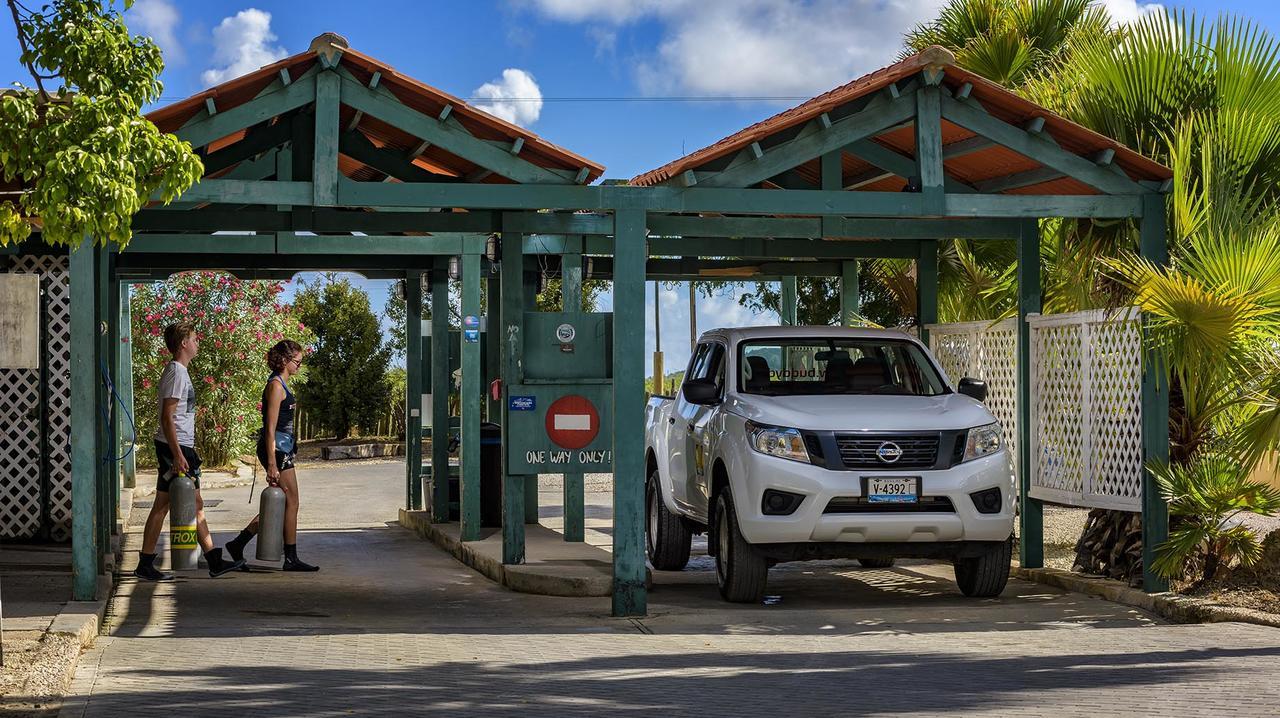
[958, 377, 988, 402]
[682, 378, 720, 405]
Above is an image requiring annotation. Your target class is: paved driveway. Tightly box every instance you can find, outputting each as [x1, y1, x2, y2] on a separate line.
[60, 462, 1280, 717]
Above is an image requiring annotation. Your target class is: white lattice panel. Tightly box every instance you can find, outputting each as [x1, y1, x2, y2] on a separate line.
[1028, 308, 1142, 511]
[926, 319, 1019, 479]
[0, 255, 71, 540]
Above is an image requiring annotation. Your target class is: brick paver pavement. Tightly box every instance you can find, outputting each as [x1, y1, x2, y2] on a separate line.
[58, 463, 1280, 717]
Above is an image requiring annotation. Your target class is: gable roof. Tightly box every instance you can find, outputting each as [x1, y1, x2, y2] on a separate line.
[630, 46, 1170, 194]
[147, 33, 604, 185]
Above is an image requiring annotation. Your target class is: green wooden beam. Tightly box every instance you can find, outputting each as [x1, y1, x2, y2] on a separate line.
[1017, 218, 1044, 568]
[840, 260, 859, 326]
[160, 180, 314, 205]
[780, 276, 798, 324]
[694, 94, 916, 189]
[69, 240, 100, 600]
[339, 76, 568, 185]
[561, 243, 586, 542]
[406, 271, 424, 510]
[499, 234, 527, 562]
[338, 129, 461, 183]
[177, 74, 317, 149]
[942, 135, 994, 159]
[944, 194, 1142, 218]
[612, 209, 647, 617]
[124, 234, 277, 254]
[313, 71, 341, 206]
[915, 86, 945, 214]
[503, 211, 612, 236]
[1140, 193, 1170, 593]
[276, 233, 472, 255]
[459, 251, 482, 541]
[940, 96, 1146, 196]
[844, 138, 976, 193]
[200, 119, 295, 175]
[117, 282, 136, 489]
[916, 240, 938, 344]
[430, 263, 451, 523]
[975, 167, 1065, 194]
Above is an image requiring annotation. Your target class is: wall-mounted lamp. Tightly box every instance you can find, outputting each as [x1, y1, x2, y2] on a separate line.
[448, 256, 460, 280]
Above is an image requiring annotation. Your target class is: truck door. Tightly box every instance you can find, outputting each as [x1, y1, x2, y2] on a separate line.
[687, 342, 727, 513]
[666, 342, 712, 510]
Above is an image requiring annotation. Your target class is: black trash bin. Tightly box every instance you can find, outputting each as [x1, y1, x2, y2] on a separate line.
[447, 421, 504, 527]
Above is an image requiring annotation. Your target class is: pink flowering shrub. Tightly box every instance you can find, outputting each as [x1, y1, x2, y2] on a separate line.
[130, 272, 315, 467]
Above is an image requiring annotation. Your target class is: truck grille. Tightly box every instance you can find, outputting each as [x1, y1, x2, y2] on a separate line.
[835, 434, 939, 470]
[823, 496, 955, 514]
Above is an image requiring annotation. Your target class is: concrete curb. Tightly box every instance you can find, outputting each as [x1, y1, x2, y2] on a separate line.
[399, 509, 633, 597]
[41, 575, 111, 703]
[1014, 567, 1280, 629]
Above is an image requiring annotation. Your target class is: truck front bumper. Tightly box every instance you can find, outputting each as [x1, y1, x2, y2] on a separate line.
[734, 449, 1015, 545]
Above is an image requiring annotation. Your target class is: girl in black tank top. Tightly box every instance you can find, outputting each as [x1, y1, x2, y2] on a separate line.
[225, 339, 319, 572]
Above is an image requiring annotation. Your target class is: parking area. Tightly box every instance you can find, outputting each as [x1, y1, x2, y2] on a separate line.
[61, 462, 1280, 717]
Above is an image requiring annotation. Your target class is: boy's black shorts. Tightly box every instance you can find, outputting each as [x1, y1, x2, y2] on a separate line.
[155, 441, 202, 492]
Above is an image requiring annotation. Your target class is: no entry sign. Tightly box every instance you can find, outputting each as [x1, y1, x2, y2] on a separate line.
[545, 394, 600, 450]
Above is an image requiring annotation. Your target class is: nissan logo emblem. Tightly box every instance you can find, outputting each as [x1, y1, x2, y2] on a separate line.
[876, 441, 903, 463]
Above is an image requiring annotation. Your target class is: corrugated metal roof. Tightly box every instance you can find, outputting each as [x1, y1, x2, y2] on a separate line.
[630, 46, 1171, 193]
[148, 33, 604, 185]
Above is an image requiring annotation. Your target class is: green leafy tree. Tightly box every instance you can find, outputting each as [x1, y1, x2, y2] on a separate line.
[131, 273, 314, 466]
[1, 0, 202, 247]
[296, 276, 393, 440]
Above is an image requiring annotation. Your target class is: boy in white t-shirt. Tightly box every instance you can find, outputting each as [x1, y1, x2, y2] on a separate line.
[134, 323, 245, 580]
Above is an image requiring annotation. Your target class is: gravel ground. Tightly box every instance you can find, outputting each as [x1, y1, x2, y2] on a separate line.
[0, 631, 81, 717]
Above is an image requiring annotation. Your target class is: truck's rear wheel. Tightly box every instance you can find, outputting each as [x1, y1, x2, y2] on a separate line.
[646, 471, 691, 570]
[858, 557, 895, 568]
[953, 539, 1012, 597]
[714, 488, 768, 603]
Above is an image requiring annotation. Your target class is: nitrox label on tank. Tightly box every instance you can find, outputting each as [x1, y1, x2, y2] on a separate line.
[170, 524, 198, 550]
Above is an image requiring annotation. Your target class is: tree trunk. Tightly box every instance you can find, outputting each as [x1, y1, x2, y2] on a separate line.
[1072, 508, 1145, 587]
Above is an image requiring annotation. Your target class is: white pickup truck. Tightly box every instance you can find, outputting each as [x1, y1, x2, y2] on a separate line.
[644, 326, 1015, 602]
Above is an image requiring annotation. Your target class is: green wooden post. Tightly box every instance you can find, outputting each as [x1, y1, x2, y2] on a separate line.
[430, 262, 451, 523]
[500, 234, 527, 563]
[840, 260, 859, 327]
[117, 282, 136, 489]
[915, 85, 945, 216]
[104, 266, 119, 549]
[780, 276, 798, 325]
[522, 262, 540, 524]
[916, 240, 938, 345]
[561, 241, 585, 543]
[312, 70, 340, 206]
[1017, 219, 1044, 568]
[1139, 194, 1170, 593]
[405, 271, 424, 510]
[612, 209, 647, 617]
[69, 240, 100, 600]
[485, 273, 502, 423]
[460, 251, 482, 541]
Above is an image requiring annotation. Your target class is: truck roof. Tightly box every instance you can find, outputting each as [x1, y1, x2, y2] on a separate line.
[701, 325, 924, 345]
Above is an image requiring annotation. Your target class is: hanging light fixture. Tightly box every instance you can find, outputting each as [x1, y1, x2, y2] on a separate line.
[448, 256, 460, 280]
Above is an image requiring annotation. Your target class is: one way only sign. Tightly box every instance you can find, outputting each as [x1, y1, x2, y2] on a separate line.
[545, 395, 600, 450]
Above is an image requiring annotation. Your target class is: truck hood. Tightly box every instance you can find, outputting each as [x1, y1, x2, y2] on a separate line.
[724, 393, 996, 432]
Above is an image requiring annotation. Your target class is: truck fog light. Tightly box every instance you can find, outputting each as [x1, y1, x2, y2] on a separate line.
[970, 487, 1003, 514]
[761, 489, 804, 516]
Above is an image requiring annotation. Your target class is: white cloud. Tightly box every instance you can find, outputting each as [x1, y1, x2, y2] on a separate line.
[201, 9, 288, 86]
[472, 68, 544, 127]
[525, 0, 948, 98]
[129, 0, 182, 63]
[1100, 0, 1163, 26]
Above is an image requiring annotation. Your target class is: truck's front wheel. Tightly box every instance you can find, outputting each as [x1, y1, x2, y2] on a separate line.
[714, 488, 768, 603]
[646, 471, 692, 570]
[953, 539, 1012, 597]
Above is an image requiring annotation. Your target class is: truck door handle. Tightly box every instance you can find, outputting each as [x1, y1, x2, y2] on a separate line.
[668, 417, 675, 425]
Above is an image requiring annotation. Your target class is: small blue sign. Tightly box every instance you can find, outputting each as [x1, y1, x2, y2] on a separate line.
[464, 329, 480, 343]
[509, 395, 536, 411]
[463, 315, 480, 328]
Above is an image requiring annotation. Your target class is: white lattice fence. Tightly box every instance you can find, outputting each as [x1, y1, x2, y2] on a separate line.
[1029, 308, 1143, 511]
[925, 318, 1019, 475]
[0, 255, 72, 540]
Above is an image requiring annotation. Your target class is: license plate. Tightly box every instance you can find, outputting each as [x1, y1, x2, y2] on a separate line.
[867, 477, 918, 503]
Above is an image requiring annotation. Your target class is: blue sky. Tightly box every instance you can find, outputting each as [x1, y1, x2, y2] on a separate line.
[6, 0, 1280, 373]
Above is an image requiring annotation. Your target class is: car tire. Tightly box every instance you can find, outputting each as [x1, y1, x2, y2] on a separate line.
[953, 539, 1012, 597]
[714, 488, 768, 603]
[646, 471, 692, 570]
[858, 557, 895, 568]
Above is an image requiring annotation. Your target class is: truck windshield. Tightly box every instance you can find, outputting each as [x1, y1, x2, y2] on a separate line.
[738, 338, 948, 396]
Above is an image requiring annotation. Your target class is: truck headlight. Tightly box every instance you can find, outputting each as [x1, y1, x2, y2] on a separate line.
[962, 422, 1002, 463]
[746, 421, 810, 463]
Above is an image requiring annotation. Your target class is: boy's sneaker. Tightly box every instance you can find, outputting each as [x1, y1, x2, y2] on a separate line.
[205, 548, 246, 578]
[224, 541, 253, 572]
[283, 558, 320, 572]
[134, 563, 174, 581]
